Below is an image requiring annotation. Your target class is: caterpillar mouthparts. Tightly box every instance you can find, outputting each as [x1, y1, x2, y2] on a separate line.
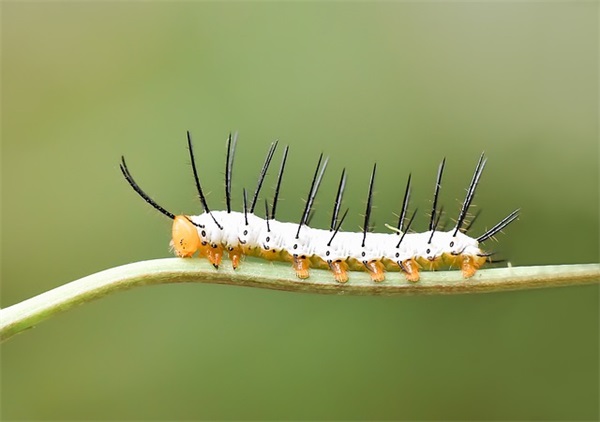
[120, 131, 519, 283]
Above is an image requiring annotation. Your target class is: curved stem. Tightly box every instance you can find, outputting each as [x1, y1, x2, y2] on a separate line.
[1, 259, 599, 342]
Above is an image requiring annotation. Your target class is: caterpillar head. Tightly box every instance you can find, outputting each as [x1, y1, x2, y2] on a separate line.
[171, 215, 201, 257]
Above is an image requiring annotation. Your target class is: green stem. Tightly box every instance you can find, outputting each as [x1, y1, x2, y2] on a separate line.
[1, 260, 598, 342]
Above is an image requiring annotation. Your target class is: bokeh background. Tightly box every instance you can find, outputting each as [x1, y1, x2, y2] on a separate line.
[2, 2, 598, 420]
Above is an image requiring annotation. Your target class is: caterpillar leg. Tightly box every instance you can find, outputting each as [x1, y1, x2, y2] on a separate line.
[205, 243, 224, 269]
[460, 254, 487, 278]
[292, 255, 311, 279]
[400, 258, 420, 282]
[363, 260, 385, 282]
[228, 246, 244, 270]
[328, 260, 349, 283]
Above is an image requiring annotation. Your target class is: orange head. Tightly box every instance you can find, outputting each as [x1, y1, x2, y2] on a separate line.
[171, 215, 201, 257]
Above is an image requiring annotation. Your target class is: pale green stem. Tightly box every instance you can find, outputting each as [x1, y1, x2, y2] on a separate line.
[1, 260, 598, 342]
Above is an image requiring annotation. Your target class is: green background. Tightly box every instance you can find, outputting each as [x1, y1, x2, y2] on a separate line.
[2, 2, 598, 420]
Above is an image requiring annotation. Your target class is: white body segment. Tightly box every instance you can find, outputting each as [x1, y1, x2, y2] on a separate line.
[188, 212, 486, 265]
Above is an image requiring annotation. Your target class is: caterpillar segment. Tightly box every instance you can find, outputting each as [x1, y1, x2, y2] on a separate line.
[384, 175, 422, 282]
[320, 170, 350, 283]
[218, 210, 246, 269]
[289, 170, 349, 283]
[285, 153, 329, 279]
[222, 133, 243, 269]
[121, 131, 519, 284]
[355, 163, 386, 283]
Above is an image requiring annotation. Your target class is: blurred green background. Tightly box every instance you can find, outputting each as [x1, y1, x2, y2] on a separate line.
[2, 2, 598, 420]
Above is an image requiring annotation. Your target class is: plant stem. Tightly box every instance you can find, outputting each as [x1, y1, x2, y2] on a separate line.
[1, 259, 598, 342]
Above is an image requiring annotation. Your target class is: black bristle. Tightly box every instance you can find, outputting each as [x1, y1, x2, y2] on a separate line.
[249, 141, 278, 214]
[224, 132, 238, 214]
[120, 156, 176, 220]
[271, 145, 289, 220]
[454, 153, 486, 236]
[297, 154, 329, 238]
[328, 208, 349, 247]
[242, 188, 248, 226]
[396, 173, 411, 234]
[396, 208, 417, 249]
[429, 158, 446, 232]
[187, 131, 222, 230]
[362, 163, 377, 248]
[330, 168, 347, 232]
[477, 209, 520, 243]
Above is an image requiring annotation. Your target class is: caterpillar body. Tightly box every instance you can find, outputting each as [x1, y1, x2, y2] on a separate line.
[120, 131, 519, 283]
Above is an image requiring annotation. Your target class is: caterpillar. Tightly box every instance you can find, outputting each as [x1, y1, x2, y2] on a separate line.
[120, 131, 519, 283]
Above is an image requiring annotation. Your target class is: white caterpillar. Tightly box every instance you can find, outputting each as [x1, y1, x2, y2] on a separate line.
[120, 131, 519, 283]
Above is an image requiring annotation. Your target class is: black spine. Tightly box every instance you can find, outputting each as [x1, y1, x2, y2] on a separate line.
[271, 145, 289, 220]
[187, 131, 222, 229]
[243, 188, 248, 225]
[264, 199, 271, 232]
[328, 207, 349, 247]
[477, 209, 520, 243]
[361, 163, 377, 248]
[187, 131, 211, 214]
[429, 158, 446, 232]
[224, 132, 238, 213]
[397, 173, 411, 233]
[296, 154, 329, 238]
[330, 168, 347, 231]
[463, 209, 482, 233]
[454, 153, 486, 236]
[120, 156, 175, 220]
[428, 206, 443, 244]
[396, 208, 418, 249]
[250, 141, 279, 214]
